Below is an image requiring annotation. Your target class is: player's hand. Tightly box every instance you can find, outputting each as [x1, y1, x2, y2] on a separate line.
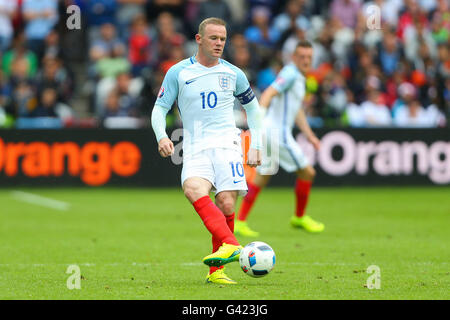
[158, 137, 174, 158]
[308, 135, 320, 151]
[247, 148, 261, 167]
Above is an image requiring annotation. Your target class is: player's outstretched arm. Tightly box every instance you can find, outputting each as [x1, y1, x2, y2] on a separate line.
[258, 86, 279, 115]
[151, 104, 174, 157]
[242, 98, 263, 167]
[295, 108, 320, 150]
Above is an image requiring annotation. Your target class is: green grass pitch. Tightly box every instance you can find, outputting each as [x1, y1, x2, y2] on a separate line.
[1, 186, 449, 300]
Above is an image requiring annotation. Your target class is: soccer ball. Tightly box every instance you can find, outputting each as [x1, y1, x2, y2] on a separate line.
[239, 241, 275, 277]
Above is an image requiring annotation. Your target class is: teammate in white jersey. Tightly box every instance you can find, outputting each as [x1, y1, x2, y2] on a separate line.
[236, 40, 324, 237]
[151, 18, 263, 285]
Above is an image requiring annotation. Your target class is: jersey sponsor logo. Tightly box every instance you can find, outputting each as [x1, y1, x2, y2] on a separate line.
[158, 86, 165, 98]
[185, 79, 196, 84]
[233, 179, 243, 184]
[218, 75, 230, 90]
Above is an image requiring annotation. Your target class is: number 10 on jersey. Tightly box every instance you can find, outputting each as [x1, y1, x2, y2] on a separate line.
[201, 91, 217, 109]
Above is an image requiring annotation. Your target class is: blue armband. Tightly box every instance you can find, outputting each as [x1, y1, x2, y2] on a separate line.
[235, 86, 255, 105]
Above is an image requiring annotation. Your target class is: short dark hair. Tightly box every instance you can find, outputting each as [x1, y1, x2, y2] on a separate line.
[296, 40, 313, 49]
[198, 17, 227, 36]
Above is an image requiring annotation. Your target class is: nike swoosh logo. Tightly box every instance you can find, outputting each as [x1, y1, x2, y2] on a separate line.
[233, 180, 243, 184]
[185, 79, 196, 84]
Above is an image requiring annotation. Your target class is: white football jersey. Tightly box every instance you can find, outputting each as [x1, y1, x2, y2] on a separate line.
[155, 55, 255, 156]
[265, 63, 306, 133]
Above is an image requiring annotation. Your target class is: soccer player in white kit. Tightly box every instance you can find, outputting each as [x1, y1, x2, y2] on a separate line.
[236, 40, 324, 237]
[151, 18, 263, 284]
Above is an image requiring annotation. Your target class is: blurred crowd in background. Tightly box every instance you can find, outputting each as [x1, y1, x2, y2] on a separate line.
[0, 0, 448, 129]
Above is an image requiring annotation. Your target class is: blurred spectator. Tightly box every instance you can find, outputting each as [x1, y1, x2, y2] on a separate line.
[159, 44, 185, 74]
[89, 23, 126, 63]
[35, 56, 73, 103]
[0, 70, 12, 127]
[403, 12, 437, 66]
[329, 17, 356, 65]
[6, 79, 37, 118]
[95, 71, 143, 116]
[2, 33, 38, 81]
[244, 6, 281, 50]
[145, 0, 185, 21]
[29, 85, 73, 120]
[114, 71, 140, 117]
[396, 0, 429, 41]
[11, 0, 24, 32]
[375, 29, 403, 77]
[325, 71, 348, 115]
[272, 0, 310, 37]
[100, 85, 141, 127]
[43, 28, 63, 60]
[247, 0, 279, 13]
[225, 0, 248, 29]
[436, 43, 450, 79]
[128, 14, 152, 76]
[256, 58, 282, 92]
[140, 64, 166, 116]
[360, 89, 392, 127]
[0, 104, 6, 127]
[96, 52, 130, 79]
[102, 88, 125, 117]
[430, 0, 449, 44]
[391, 81, 416, 116]
[226, 33, 258, 86]
[0, 0, 17, 51]
[194, 0, 233, 34]
[330, 0, 361, 29]
[393, 99, 436, 127]
[116, 0, 147, 37]
[23, 0, 58, 61]
[155, 11, 185, 64]
[86, 0, 118, 28]
[344, 89, 366, 127]
[88, 23, 130, 79]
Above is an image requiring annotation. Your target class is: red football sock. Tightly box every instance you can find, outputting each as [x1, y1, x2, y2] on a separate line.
[210, 213, 235, 274]
[238, 182, 261, 221]
[295, 179, 312, 217]
[193, 196, 239, 246]
[225, 213, 235, 233]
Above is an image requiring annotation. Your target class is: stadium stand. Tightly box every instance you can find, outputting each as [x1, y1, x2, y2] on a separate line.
[0, 0, 448, 129]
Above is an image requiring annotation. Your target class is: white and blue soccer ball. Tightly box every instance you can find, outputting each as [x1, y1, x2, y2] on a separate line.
[239, 241, 276, 277]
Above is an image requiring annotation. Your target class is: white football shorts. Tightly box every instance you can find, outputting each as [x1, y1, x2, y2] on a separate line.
[181, 148, 248, 196]
[257, 127, 309, 175]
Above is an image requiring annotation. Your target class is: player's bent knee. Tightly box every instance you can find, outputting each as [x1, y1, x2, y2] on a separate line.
[308, 166, 316, 179]
[215, 194, 236, 215]
[218, 200, 235, 215]
[183, 183, 206, 203]
[297, 166, 316, 181]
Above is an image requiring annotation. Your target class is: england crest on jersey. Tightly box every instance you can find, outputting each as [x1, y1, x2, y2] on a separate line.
[218, 75, 230, 90]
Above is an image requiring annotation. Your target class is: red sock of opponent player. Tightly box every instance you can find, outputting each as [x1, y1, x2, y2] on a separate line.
[295, 179, 312, 217]
[237, 181, 261, 221]
[210, 213, 235, 274]
[193, 196, 239, 247]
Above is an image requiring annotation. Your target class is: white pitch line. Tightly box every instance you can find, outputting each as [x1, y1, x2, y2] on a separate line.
[10, 190, 70, 211]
